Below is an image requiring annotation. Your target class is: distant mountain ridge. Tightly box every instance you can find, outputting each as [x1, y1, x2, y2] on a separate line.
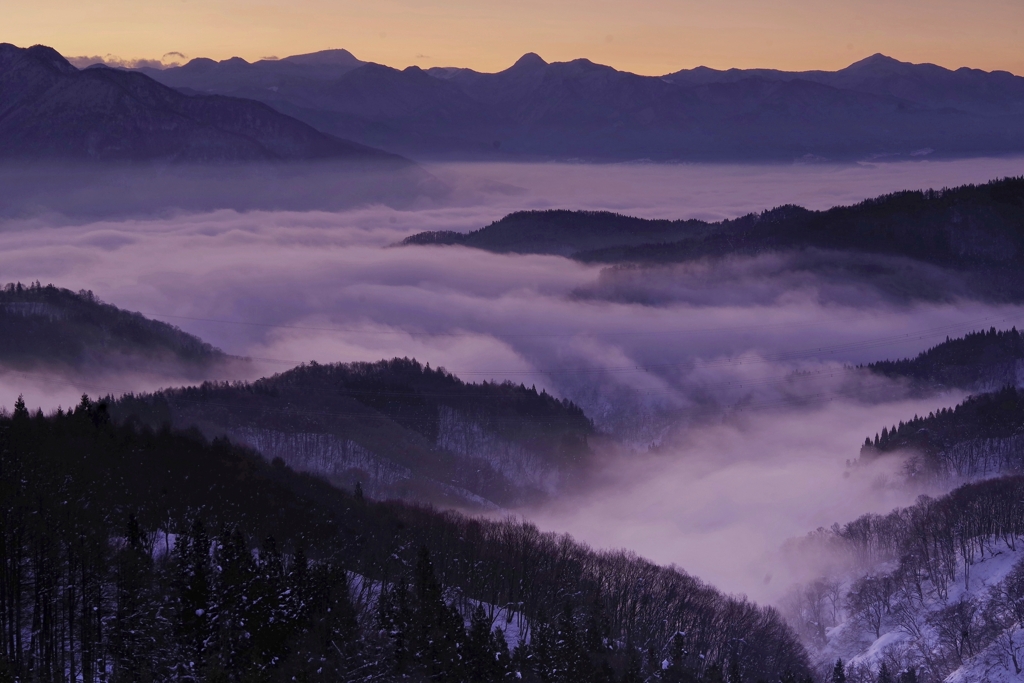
[664, 53, 1024, 116]
[0, 43, 404, 163]
[136, 48, 365, 94]
[402, 209, 714, 257]
[134, 49, 1024, 161]
[404, 177, 1024, 263]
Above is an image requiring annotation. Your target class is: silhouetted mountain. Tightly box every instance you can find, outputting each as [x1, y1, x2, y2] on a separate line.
[0, 43, 404, 162]
[138, 50, 1024, 160]
[403, 177, 1024, 300]
[867, 327, 1024, 391]
[665, 53, 1024, 116]
[135, 49, 365, 100]
[574, 177, 1024, 268]
[0, 282, 236, 378]
[402, 210, 715, 256]
[109, 358, 594, 509]
[0, 399, 810, 682]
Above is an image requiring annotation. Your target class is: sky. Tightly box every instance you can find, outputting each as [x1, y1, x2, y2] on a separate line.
[6, 0, 1024, 75]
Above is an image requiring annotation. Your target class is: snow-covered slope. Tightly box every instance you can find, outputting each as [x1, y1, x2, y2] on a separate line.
[811, 551, 1024, 682]
[785, 477, 1024, 682]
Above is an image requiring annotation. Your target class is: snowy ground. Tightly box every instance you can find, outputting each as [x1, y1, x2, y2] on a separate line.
[807, 547, 1024, 682]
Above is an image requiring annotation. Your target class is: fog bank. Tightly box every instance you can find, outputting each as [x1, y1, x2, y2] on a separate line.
[526, 395, 964, 604]
[426, 156, 1024, 221]
[3, 158, 1024, 607]
[0, 205, 1019, 439]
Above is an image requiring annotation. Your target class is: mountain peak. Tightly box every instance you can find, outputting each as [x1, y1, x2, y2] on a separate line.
[24, 44, 78, 75]
[281, 48, 362, 67]
[842, 53, 908, 72]
[510, 52, 547, 70]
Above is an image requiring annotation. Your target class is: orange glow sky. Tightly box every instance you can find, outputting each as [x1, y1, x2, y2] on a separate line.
[6, 0, 1024, 75]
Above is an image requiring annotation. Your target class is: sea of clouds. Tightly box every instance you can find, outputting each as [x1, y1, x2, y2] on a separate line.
[2, 156, 1023, 600]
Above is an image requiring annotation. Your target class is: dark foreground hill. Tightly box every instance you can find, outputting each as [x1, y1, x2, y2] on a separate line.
[109, 358, 595, 509]
[0, 43, 404, 163]
[0, 282, 236, 379]
[136, 50, 1024, 161]
[0, 398, 810, 682]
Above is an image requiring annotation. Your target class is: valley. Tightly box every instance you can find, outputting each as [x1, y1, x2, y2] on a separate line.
[2, 36, 1024, 683]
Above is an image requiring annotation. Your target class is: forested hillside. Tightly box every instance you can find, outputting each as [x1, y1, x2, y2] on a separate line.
[403, 178, 1024, 300]
[784, 476, 1024, 683]
[866, 327, 1024, 391]
[0, 398, 811, 682]
[109, 358, 595, 509]
[859, 387, 1024, 483]
[401, 210, 715, 257]
[0, 282, 231, 377]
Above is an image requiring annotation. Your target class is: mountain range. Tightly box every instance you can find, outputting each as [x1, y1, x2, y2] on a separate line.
[0, 43, 403, 163]
[132, 50, 1024, 161]
[9, 42, 1024, 164]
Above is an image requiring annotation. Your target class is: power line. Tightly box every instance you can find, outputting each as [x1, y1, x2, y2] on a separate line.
[144, 309, 1018, 341]
[1, 313, 1015, 417]
[236, 312, 1024, 376]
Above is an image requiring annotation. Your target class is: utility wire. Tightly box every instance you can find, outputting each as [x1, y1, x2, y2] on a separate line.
[231, 312, 1024, 376]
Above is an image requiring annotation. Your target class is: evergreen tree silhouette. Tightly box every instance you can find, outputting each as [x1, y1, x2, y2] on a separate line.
[831, 658, 846, 683]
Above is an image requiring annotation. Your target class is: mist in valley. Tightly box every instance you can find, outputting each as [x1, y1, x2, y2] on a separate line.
[526, 395, 963, 604]
[3, 157, 1024, 611]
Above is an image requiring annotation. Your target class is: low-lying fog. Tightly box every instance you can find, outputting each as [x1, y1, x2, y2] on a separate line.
[529, 396, 964, 603]
[2, 157, 1023, 601]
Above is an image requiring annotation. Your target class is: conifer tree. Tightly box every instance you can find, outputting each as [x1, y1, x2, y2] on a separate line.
[620, 645, 644, 683]
[466, 604, 504, 682]
[411, 546, 464, 681]
[378, 579, 413, 673]
[898, 668, 918, 683]
[110, 513, 155, 683]
[12, 395, 26, 419]
[175, 518, 213, 678]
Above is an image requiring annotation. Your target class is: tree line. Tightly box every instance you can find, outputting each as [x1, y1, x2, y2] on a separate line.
[0, 396, 810, 682]
[860, 386, 1024, 481]
[866, 327, 1024, 392]
[0, 282, 224, 371]
[108, 358, 596, 509]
